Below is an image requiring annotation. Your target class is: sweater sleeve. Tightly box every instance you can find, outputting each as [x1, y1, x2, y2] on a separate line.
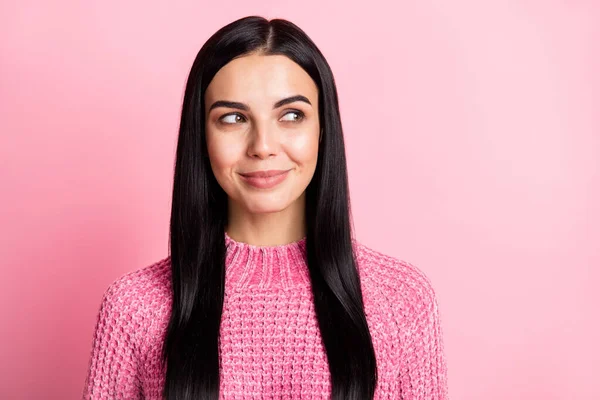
[82, 281, 142, 399]
[398, 283, 449, 400]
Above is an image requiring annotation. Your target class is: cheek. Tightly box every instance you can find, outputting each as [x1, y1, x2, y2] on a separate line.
[287, 133, 319, 164]
[206, 136, 243, 173]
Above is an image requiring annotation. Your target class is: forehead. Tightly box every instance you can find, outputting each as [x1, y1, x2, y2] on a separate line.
[204, 53, 318, 106]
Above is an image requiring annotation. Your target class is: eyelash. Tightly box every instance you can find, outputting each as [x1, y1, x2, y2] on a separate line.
[219, 110, 305, 125]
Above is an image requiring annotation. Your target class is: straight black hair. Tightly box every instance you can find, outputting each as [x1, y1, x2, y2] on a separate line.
[162, 15, 377, 400]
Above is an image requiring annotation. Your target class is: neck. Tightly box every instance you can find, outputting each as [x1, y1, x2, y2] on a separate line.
[226, 193, 307, 247]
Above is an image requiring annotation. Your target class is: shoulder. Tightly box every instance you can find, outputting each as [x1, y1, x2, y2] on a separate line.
[98, 256, 172, 326]
[353, 239, 440, 321]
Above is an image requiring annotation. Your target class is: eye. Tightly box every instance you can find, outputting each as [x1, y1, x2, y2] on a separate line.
[280, 110, 305, 122]
[220, 113, 246, 124]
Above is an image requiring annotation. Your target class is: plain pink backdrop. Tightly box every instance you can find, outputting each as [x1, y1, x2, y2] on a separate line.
[1, 1, 598, 399]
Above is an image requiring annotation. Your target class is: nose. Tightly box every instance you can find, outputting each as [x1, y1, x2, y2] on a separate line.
[247, 122, 278, 159]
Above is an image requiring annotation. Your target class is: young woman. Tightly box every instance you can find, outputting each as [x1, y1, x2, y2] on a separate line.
[82, 15, 449, 400]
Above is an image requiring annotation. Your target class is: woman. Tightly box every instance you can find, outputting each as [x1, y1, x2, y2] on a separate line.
[82, 15, 449, 400]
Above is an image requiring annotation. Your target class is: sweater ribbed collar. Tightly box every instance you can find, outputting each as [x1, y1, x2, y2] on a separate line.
[224, 232, 310, 290]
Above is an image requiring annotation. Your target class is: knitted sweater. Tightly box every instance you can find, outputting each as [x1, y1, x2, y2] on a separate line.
[82, 233, 449, 399]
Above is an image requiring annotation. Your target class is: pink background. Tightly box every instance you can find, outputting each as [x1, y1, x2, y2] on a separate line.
[1, 1, 598, 399]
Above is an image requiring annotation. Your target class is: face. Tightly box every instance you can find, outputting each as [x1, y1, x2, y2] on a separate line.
[204, 53, 320, 217]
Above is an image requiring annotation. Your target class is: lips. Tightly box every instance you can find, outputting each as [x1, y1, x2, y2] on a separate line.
[239, 170, 290, 178]
[238, 169, 291, 189]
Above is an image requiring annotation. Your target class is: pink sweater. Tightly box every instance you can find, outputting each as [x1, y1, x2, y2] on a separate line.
[82, 233, 449, 399]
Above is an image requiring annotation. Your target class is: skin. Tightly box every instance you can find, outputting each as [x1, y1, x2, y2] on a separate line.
[204, 52, 320, 246]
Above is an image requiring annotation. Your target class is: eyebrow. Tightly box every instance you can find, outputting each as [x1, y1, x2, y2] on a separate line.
[207, 95, 312, 113]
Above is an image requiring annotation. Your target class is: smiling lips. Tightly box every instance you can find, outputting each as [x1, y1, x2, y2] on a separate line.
[238, 169, 291, 189]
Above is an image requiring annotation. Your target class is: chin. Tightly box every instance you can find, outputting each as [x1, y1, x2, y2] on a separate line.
[242, 198, 292, 214]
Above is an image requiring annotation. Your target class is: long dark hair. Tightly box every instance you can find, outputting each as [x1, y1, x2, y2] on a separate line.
[163, 15, 377, 400]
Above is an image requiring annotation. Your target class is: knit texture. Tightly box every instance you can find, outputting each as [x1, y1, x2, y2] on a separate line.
[82, 233, 449, 399]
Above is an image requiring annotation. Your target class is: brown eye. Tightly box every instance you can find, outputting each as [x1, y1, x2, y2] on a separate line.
[280, 110, 304, 122]
[220, 113, 246, 124]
